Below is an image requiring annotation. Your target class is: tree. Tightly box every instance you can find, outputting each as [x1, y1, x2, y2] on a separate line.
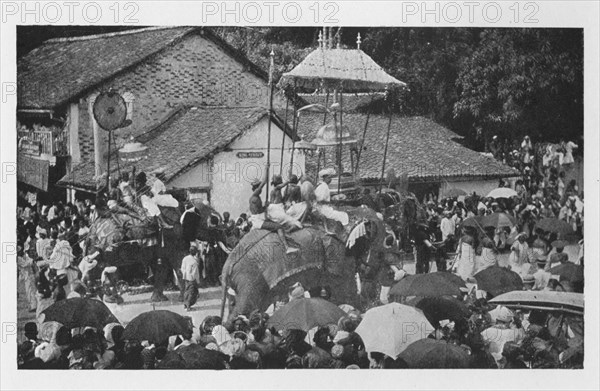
[453, 28, 583, 148]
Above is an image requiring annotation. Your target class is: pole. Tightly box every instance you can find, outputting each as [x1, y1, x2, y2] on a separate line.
[337, 89, 343, 197]
[265, 49, 275, 201]
[289, 106, 299, 178]
[288, 83, 298, 178]
[356, 94, 375, 166]
[106, 130, 111, 193]
[323, 90, 330, 125]
[279, 92, 290, 176]
[379, 100, 393, 194]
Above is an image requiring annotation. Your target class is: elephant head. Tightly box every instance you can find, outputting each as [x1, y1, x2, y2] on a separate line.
[221, 205, 390, 319]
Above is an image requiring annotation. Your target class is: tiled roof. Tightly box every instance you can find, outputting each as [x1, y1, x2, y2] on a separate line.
[58, 106, 292, 190]
[17, 27, 270, 109]
[284, 111, 519, 181]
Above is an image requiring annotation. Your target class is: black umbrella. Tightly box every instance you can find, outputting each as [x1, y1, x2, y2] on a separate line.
[399, 339, 471, 368]
[406, 296, 471, 325]
[176, 344, 229, 369]
[549, 263, 584, 283]
[474, 266, 523, 297]
[390, 272, 466, 298]
[535, 218, 575, 237]
[41, 298, 119, 329]
[123, 310, 192, 344]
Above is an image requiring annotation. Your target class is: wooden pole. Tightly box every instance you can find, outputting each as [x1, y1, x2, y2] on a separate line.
[265, 49, 275, 201]
[356, 94, 375, 166]
[379, 100, 393, 194]
[288, 83, 300, 178]
[323, 90, 330, 125]
[106, 130, 111, 193]
[337, 89, 344, 196]
[279, 92, 290, 176]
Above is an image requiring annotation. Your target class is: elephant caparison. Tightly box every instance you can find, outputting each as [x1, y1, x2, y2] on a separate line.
[221, 205, 389, 319]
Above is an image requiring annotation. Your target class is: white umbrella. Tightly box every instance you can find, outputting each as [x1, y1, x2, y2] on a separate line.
[486, 187, 518, 199]
[355, 303, 434, 358]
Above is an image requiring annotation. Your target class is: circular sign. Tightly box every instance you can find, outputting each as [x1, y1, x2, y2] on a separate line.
[93, 91, 128, 131]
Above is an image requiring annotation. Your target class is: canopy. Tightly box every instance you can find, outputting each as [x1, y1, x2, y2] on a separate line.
[277, 48, 406, 93]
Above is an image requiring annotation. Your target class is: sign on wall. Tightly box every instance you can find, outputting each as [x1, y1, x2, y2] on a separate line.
[17, 155, 50, 191]
[236, 151, 264, 159]
[19, 139, 42, 156]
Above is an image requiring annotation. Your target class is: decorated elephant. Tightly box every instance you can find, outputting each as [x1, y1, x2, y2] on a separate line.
[86, 200, 222, 301]
[221, 204, 393, 319]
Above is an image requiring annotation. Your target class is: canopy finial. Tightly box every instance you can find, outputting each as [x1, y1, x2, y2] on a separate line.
[356, 33, 361, 50]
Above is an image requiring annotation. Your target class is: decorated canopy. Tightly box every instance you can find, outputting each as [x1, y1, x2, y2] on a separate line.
[277, 48, 406, 93]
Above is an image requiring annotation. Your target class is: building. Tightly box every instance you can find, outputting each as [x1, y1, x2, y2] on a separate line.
[58, 106, 303, 218]
[17, 26, 292, 207]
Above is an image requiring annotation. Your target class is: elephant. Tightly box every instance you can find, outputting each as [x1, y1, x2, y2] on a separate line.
[86, 200, 222, 301]
[221, 204, 391, 319]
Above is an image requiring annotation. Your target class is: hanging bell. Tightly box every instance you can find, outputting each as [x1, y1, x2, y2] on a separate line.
[311, 122, 357, 147]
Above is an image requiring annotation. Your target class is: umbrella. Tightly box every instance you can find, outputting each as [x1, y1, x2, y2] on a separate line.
[355, 303, 434, 358]
[41, 298, 119, 329]
[443, 188, 467, 198]
[123, 310, 192, 344]
[277, 48, 406, 92]
[461, 216, 483, 229]
[398, 338, 470, 368]
[267, 298, 347, 333]
[406, 296, 471, 325]
[489, 291, 583, 316]
[486, 188, 518, 199]
[474, 266, 523, 297]
[176, 344, 229, 369]
[549, 263, 584, 283]
[389, 272, 466, 298]
[535, 218, 575, 237]
[480, 212, 517, 229]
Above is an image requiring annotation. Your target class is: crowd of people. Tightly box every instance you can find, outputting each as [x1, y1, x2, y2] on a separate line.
[412, 134, 583, 289]
[17, 277, 583, 370]
[16, 133, 584, 370]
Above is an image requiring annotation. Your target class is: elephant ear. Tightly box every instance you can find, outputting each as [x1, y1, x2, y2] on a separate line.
[224, 228, 329, 300]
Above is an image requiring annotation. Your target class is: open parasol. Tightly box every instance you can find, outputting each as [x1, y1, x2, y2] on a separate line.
[389, 272, 466, 298]
[535, 218, 575, 237]
[355, 303, 434, 358]
[41, 298, 119, 330]
[123, 310, 193, 344]
[474, 266, 523, 297]
[277, 48, 406, 93]
[398, 338, 471, 368]
[267, 298, 347, 333]
[486, 187, 518, 199]
[406, 296, 471, 326]
[549, 263, 584, 283]
[489, 290, 583, 316]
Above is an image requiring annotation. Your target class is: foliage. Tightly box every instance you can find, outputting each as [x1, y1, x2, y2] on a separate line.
[453, 28, 583, 146]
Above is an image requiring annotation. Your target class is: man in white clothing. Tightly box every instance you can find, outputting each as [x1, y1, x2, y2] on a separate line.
[315, 169, 334, 203]
[181, 246, 200, 311]
[440, 211, 455, 241]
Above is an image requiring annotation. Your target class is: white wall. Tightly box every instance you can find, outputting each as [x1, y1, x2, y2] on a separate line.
[167, 117, 305, 218]
[168, 161, 212, 189]
[440, 178, 501, 198]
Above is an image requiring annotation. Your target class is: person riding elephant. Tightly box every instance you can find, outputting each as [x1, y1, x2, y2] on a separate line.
[222, 204, 390, 319]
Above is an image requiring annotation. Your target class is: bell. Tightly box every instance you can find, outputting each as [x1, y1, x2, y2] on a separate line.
[293, 139, 317, 151]
[311, 122, 357, 147]
[119, 137, 148, 162]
